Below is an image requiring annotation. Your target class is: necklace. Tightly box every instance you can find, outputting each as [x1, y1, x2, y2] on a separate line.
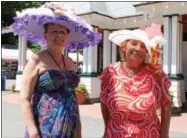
[123, 66, 135, 78]
[47, 50, 67, 71]
[121, 62, 142, 78]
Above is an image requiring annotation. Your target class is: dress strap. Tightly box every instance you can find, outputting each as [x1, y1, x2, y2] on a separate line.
[62, 55, 67, 71]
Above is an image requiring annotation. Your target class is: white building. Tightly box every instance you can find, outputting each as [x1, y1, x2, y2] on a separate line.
[73, 2, 187, 109]
[2, 2, 187, 109]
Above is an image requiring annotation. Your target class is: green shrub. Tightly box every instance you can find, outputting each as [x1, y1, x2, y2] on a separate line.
[75, 83, 89, 97]
[169, 91, 174, 105]
[11, 84, 16, 93]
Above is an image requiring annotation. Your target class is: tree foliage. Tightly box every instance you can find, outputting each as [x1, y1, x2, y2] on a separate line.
[2, 1, 44, 27]
[2, 1, 44, 53]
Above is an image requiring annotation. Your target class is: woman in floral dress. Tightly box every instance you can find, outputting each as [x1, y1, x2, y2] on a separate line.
[100, 29, 171, 138]
[11, 2, 101, 138]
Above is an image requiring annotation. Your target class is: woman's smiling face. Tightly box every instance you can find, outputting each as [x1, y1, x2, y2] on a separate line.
[123, 39, 148, 64]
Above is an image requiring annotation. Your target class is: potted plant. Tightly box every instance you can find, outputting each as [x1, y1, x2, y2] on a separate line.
[75, 83, 88, 104]
[11, 84, 16, 93]
[169, 91, 174, 106]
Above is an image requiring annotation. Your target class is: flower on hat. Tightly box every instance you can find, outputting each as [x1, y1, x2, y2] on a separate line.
[149, 35, 166, 65]
[41, 2, 76, 19]
[141, 23, 166, 77]
[142, 23, 163, 40]
[141, 23, 166, 65]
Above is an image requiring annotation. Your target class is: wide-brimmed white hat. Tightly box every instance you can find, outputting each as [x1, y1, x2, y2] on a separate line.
[109, 29, 149, 49]
[109, 28, 166, 65]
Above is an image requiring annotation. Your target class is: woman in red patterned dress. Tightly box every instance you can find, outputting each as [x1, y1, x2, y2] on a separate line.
[100, 29, 171, 138]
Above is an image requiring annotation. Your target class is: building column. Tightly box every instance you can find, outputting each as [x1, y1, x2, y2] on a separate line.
[87, 27, 98, 73]
[63, 49, 69, 56]
[179, 16, 186, 104]
[18, 36, 27, 72]
[16, 36, 27, 91]
[87, 45, 92, 73]
[111, 42, 117, 63]
[93, 45, 98, 72]
[85, 27, 99, 73]
[21, 37, 27, 71]
[80, 27, 100, 98]
[171, 15, 180, 75]
[163, 15, 172, 74]
[83, 48, 88, 73]
[179, 16, 183, 74]
[170, 14, 185, 108]
[103, 30, 112, 69]
[18, 36, 22, 72]
[93, 28, 98, 73]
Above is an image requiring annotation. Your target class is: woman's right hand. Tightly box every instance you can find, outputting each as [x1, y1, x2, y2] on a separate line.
[30, 133, 40, 138]
[30, 132, 40, 138]
[29, 128, 40, 138]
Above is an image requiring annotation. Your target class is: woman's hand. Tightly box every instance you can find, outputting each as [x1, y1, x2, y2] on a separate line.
[101, 102, 109, 138]
[160, 102, 171, 138]
[29, 128, 40, 138]
[160, 135, 169, 138]
[74, 130, 82, 138]
[30, 133, 40, 138]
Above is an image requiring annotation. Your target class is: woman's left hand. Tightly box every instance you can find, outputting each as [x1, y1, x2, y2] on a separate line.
[160, 102, 171, 138]
[160, 135, 169, 138]
[74, 129, 81, 138]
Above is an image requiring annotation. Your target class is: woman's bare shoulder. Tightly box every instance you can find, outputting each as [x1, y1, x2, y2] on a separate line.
[29, 50, 46, 63]
[64, 55, 73, 62]
[63, 55, 75, 71]
[37, 50, 47, 58]
[28, 54, 40, 64]
[27, 51, 48, 71]
[32, 50, 51, 64]
[104, 61, 121, 72]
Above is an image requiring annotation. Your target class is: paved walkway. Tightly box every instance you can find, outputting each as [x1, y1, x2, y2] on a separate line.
[2, 92, 187, 138]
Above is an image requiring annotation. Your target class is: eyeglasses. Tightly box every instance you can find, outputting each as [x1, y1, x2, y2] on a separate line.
[51, 30, 68, 35]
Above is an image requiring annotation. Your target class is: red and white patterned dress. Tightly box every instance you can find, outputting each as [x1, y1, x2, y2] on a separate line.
[99, 62, 171, 138]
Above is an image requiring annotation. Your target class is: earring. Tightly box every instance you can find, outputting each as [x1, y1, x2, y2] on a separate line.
[121, 53, 125, 62]
[144, 54, 150, 64]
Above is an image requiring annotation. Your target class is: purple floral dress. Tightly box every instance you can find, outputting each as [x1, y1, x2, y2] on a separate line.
[25, 70, 80, 138]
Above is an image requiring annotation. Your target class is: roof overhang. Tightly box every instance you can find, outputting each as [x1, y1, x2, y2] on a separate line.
[5, 3, 181, 33]
[134, 2, 163, 7]
[2, 13, 162, 32]
[79, 12, 162, 30]
[2, 27, 13, 34]
[2, 13, 163, 31]
[135, 2, 187, 17]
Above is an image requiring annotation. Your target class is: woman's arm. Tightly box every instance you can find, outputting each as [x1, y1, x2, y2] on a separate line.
[101, 102, 110, 137]
[160, 102, 171, 138]
[20, 55, 40, 138]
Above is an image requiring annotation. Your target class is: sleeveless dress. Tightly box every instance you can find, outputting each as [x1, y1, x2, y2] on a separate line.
[99, 62, 171, 138]
[25, 69, 80, 138]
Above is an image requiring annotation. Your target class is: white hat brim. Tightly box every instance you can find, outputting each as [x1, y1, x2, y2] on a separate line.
[109, 30, 149, 48]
